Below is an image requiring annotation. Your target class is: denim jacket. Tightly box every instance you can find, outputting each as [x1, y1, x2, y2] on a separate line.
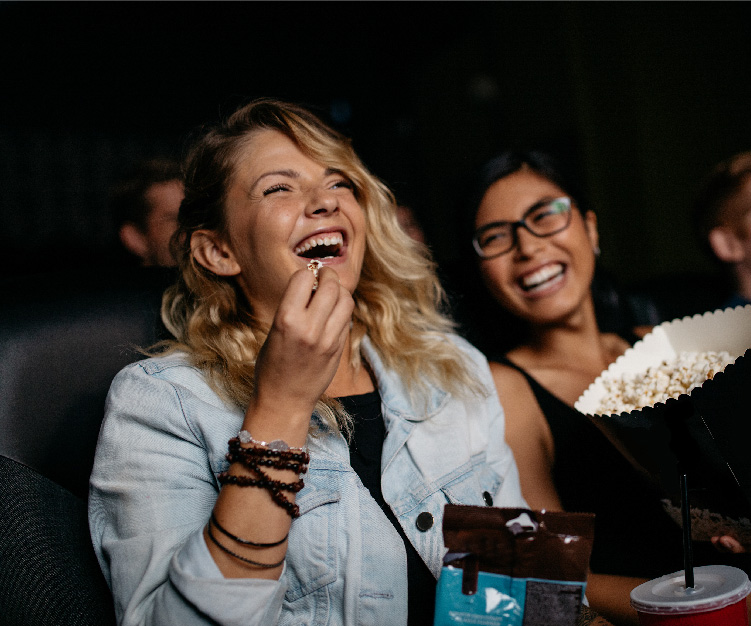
[89, 334, 526, 626]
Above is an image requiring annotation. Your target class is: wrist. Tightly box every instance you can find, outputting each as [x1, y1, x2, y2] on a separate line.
[244, 398, 313, 449]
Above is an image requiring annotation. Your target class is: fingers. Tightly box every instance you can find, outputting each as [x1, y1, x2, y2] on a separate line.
[282, 265, 321, 310]
[255, 266, 353, 407]
[280, 265, 344, 311]
[711, 535, 746, 554]
[305, 269, 353, 357]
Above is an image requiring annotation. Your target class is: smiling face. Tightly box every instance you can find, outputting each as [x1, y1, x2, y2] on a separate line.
[206, 129, 366, 323]
[474, 167, 599, 326]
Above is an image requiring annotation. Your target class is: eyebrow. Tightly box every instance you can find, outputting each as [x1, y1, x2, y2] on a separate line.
[249, 167, 342, 195]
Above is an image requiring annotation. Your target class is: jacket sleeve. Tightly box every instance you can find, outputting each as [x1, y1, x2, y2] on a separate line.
[88, 361, 288, 626]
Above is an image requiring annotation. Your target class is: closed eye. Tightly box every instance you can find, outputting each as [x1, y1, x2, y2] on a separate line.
[479, 229, 510, 247]
[263, 183, 290, 196]
[530, 208, 556, 223]
[330, 178, 354, 191]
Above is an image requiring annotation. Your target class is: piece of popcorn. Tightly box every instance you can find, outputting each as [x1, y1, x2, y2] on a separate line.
[595, 351, 736, 415]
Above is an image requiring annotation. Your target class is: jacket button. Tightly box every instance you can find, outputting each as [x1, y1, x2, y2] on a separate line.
[483, 491, 493, 506]
[416, 512, 434, 531]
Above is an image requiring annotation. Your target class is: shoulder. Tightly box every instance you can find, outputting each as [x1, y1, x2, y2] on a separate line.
[488, 358, 533, 397]
[112, 351, 223, 406]
[115, 350, 199, 381]
[487, 358, 547, 431]
[105, 352, 242, 441]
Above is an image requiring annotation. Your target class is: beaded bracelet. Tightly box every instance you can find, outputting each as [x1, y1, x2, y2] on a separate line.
[218, 470, 305, 494]
[222, 436, 308, 519]
[228, 438, 310, 465]
[206, 522, 286, 569]
[226, 451, 308, 474]
[238, 430, 306, 453]
[219, 472, 302, 518]
[210, 512, 288, 548]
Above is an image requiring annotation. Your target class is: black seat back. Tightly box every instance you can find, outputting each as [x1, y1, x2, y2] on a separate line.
[0, 267, 175, 499]
[0, 266, 175, 625]
[0, 455, 117, 626]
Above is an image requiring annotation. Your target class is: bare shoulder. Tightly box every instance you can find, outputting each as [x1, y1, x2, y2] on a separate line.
[488, 360, 533, 398]
[487, 360, 544, 428]
[488, 358, 561, 510]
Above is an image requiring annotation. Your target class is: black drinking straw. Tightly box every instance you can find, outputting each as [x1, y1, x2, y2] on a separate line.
[680, 472, 695, 589]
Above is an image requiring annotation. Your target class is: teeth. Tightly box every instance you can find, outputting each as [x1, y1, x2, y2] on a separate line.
[294, 233, 343, 255]
[522, 264, 563, 289]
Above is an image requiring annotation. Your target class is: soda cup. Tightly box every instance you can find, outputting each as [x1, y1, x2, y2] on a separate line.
[630, 565, 751, 625]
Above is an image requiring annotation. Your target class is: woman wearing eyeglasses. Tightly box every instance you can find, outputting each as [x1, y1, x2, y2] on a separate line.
[462, 150, 687, 626]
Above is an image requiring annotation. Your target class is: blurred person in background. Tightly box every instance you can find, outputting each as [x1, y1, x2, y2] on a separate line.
[694, 150, 751, 310]
[111, 158, 184, 268]
[396, 204, 427, 246]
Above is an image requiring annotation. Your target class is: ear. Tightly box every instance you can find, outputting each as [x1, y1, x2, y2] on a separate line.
[119, 223, 150, 261]
[708, 226, 745, 263]
[583, 210, 600, 254]
[191, 230, 242, 276]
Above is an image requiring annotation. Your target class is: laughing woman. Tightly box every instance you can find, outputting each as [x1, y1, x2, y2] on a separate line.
[87, 100, 526, 626]
[465, 150, 688, 625]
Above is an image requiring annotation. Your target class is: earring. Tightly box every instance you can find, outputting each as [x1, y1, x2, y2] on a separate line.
[593, 245, 601, 257]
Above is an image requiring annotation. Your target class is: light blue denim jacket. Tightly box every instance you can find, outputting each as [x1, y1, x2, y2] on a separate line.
[89, 334, 526, 626]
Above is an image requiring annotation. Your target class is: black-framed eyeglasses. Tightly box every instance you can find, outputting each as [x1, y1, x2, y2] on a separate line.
[472, 197, 573, 260]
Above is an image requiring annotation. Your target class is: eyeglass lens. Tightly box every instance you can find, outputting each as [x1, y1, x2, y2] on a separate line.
[473, 197, 571, 258]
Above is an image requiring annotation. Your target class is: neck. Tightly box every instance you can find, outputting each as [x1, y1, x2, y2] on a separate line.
[325, 335, 375, 398]
[519, 298, 617, 369]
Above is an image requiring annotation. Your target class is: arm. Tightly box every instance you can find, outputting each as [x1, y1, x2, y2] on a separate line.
[90, 267, 353, 625]
[488, 361, 562, 511]
[89, 365, 288, 626]
[585, 574, 642, 626]
[208, 267, 353, 580]
[488, 361, 642, 626]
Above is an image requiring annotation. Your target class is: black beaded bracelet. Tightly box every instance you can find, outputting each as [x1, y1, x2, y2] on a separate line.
[266, 490, 301, 518]
[226, 451, 308, 474]
[227, 438, 310, 464]
[206, 523, 286, 569]
[218, 471, 305, 494]
[210, 513, 289, 548]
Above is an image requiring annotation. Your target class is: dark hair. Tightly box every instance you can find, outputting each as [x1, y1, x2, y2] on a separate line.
[449, 150, 585, 355]
[110, 158, 182, 230]
[470, 150, 590, 220]
[450, 149, 650, 357]
[693, 151, 751, 259]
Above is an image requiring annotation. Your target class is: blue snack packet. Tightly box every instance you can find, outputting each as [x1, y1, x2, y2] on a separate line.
[434, 506, 595, 626]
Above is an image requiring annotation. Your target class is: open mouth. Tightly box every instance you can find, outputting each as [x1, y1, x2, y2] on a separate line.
[519, 263, 565, 292]
[294, 232, 344, 260]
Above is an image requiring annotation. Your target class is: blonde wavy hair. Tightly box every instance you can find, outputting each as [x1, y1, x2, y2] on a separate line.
[158, 98, 482, 432]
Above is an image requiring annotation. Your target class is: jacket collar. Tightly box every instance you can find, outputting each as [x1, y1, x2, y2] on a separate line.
[360, 335, 449, 423]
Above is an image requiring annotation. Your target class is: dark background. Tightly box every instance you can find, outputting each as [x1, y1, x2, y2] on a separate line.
[2, 1, 750, 314]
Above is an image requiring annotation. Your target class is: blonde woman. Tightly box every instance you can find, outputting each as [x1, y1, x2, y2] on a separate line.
[88, 99, 526, 626]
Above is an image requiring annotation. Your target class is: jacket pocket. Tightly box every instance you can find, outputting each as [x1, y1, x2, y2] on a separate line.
[440, 455, 502, 506]
[283, 487, 340, 601]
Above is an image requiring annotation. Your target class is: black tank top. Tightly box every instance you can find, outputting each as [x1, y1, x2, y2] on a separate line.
[494, 355, 685, 578]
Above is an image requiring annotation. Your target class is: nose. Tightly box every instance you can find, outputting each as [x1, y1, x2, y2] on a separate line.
[513, 223, 543, 258]
[305, 188, 339, 217]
